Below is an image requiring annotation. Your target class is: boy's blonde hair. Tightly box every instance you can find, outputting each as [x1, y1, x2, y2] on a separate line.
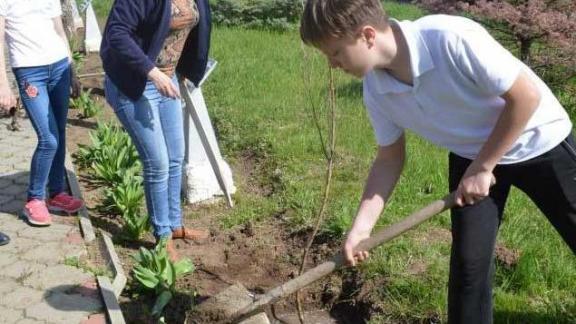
[300, 0, 389, 46]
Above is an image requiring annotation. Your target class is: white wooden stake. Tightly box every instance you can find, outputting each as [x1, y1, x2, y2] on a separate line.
[179, 60, 235, 207]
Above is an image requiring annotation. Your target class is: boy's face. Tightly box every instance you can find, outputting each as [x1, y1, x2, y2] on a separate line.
[317, 30, 376, 78]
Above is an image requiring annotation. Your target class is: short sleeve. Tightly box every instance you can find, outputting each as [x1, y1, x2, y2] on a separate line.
[363, 86, 404, 147]
[47, 0, 62, 18]
[0, 1, 8, 17]
[454, 25, 521, 96]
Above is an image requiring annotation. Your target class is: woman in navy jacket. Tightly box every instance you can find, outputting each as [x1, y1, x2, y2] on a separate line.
[101, 0, 211, 260]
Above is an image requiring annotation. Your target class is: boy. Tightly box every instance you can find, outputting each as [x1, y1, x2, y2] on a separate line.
[300, 0, 576, 323]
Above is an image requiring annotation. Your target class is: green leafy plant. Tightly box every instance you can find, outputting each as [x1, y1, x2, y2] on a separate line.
[122, 211, 150, 241]
[91, 144, 141, 185]
[132, 239, 195, 318]
[75, 122, 119, 168]
[71, 50, 85, 74]
[70, 89, 101, 118]
[75, 122, 141, 182]
[103, 173, 145, 217]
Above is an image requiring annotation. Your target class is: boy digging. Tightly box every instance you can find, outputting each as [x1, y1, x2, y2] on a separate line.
[300, 0, 576, 323]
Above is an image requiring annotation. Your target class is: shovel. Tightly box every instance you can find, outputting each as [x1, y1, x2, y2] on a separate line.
[193, 192, 457, 323]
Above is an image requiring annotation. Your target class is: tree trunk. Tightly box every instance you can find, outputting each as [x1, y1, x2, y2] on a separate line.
[60, 0, 84, 42]
[519, 38, 532, 64]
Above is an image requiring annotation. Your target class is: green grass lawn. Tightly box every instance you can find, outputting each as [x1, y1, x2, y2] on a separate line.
[201, 3, 576, 322]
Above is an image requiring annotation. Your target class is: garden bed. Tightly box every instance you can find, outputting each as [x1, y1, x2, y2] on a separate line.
[66, 54, 374, 324]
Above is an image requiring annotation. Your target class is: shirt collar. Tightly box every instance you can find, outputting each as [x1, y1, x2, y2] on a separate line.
[370, 19, 435, 94]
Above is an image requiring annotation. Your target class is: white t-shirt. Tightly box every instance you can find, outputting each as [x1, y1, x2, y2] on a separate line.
[0, 0, 68, 68]
[363, 15, 572, 164]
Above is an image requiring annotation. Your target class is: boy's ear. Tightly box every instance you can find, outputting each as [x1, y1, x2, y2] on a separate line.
[360, 26, 377, 48]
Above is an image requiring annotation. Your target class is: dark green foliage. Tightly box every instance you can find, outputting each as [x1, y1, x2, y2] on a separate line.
[210, 0, 302, 30]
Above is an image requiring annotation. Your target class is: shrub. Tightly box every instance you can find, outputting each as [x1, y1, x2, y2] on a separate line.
[210, 0, 302, 30]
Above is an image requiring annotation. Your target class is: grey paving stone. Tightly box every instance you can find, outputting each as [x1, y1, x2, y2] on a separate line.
[21, 242, 66, 265]
[0, 213, 28, 231]
[0, 156, 27, 167]
[0, 146, 26, 155]
[10, 237, 42, 254]
[12, 163, 29, 172]
[0, 250, 19, 267]
[0, 165, 18, 175]
[0, 304, 24, 323]
[0, 194, 15, 205]
[16, 318, 47, 324]
[18, 223, 72, 241]
[0, 286, 44, 309]
[0, 178, 14, 189]
[0, 199, 25, 213]
[1, 183, 25, 196]
[26, 292, 102, 324]
[12, 173, 29, 185]
[61, 241, 88, 260]
[23, 264, 93, 291]
[0, 278, 19, 294]
[3, 260, 47, 280]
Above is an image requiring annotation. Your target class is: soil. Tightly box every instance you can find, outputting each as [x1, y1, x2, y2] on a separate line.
[66, 53, 373, 324]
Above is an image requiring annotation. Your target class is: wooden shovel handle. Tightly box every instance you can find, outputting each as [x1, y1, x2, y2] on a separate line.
[228, 192, 457, 323]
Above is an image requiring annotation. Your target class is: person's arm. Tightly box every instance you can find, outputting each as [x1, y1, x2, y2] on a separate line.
[105, 0, 179, 98]
[0, 16, 16, 112]
[456, 71, 540, 206]
[344, 134, 406, 266]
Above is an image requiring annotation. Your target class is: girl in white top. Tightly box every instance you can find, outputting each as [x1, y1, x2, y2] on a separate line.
[0, 0, 84, 226]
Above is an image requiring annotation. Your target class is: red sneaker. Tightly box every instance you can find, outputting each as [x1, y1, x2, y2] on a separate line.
[46, 193, 84, 214]
[23, 199, 52, 226]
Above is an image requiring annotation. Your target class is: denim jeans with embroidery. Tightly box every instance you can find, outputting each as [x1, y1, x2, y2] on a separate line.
[104, 76, 185, 239]
[13, 57, 71, 200]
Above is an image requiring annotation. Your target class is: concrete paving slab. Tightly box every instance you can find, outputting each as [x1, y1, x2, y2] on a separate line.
[3, 260, 47, 280]
[0, 94, 104, 323]
[0, 286, 44, 309]
[23, 264, 93, 291]
[0, 304, 24, 323]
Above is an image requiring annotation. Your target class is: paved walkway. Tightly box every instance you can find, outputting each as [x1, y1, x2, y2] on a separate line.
[0, 115, 105, 323]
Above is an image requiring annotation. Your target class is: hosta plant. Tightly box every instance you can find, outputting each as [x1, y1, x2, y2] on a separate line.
[122, 211, 150, 241]
[132, 239, 195, 318]
[103, 173, 145, 217]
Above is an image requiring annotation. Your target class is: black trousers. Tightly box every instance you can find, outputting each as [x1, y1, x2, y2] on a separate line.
[447, 134, 576, 324]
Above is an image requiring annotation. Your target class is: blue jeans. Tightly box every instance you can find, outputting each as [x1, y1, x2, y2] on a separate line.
[104, 76, 185, 239]
[13, 57, 71, 200]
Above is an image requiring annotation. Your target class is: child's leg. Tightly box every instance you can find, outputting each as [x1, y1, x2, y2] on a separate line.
[511, 134, 576, 253]
[46, 58, 71, 196]
[13, 65, 57, 200]
[104, 77, 172, 239]
[447, 153, 511, 324]
[156, 80, 185, 232]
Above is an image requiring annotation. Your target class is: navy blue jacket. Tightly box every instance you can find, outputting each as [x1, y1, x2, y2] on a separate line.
[100, 0, 211, 100]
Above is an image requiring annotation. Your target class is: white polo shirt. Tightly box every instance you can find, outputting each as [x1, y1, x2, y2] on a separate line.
[363, 15, 572, 164]
[0, 0, 68, 68]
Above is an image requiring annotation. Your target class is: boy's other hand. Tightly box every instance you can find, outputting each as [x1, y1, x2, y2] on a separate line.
[343, 229, 371, 267]
[148, 67, 180, 99]
[0, 85, 16, 112]
[455, 167, 496, 206]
